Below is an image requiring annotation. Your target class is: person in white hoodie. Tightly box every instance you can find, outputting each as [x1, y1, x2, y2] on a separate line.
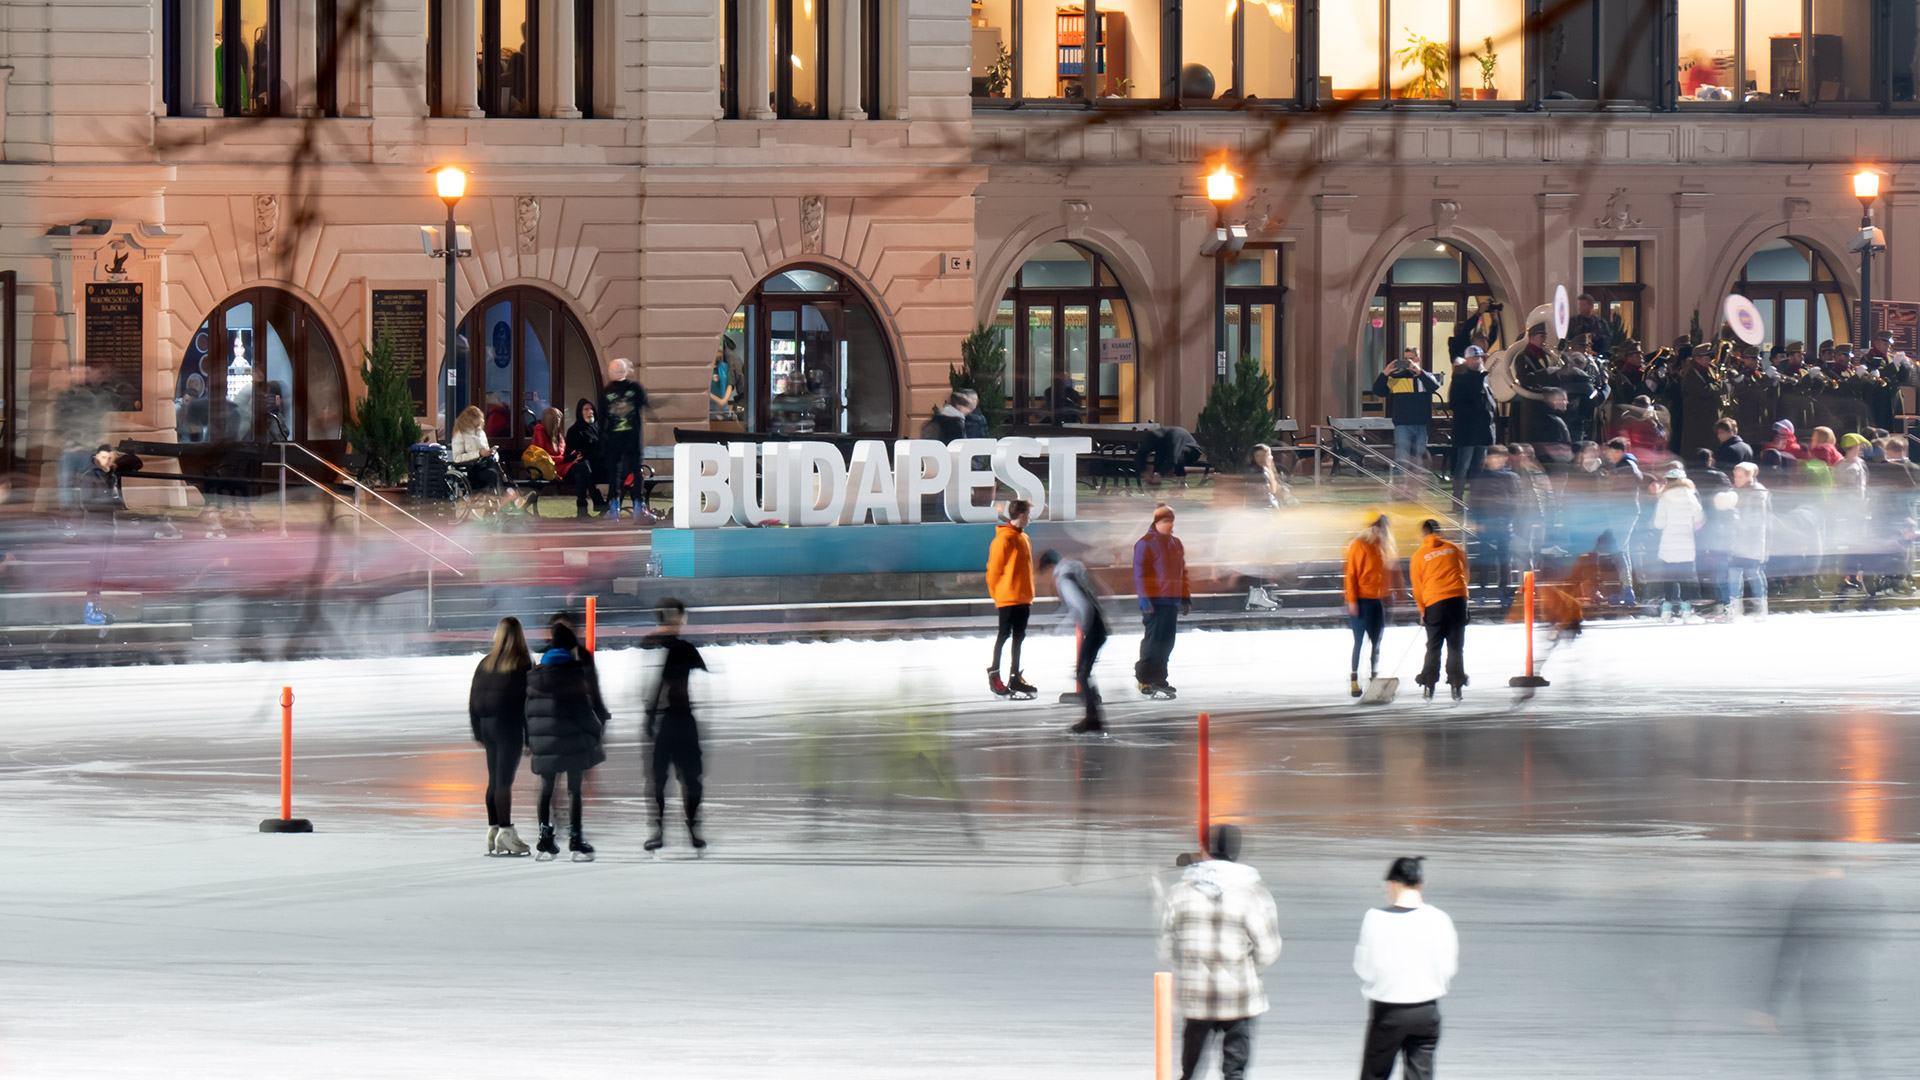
[1354, 856, 1459, 1080]
[1160, 824, 1282, 1080]
[1650, 464, 1705, 622]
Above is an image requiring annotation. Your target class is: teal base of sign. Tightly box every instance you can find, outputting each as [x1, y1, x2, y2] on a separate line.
[653, 523, 1017, 578]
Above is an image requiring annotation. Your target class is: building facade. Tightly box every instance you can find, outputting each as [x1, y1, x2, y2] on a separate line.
[0, 0, 1915, 476]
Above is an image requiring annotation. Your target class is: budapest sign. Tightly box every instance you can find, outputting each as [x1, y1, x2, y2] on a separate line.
[672, 437, 1094, 529]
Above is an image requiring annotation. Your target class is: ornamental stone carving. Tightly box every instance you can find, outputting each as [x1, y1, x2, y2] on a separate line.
[516, 196, 540, 255]
[800, 195, 825, 254]
[1595, 188, 1642, 230]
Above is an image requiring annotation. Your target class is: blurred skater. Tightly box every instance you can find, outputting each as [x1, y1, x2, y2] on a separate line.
[986, 499, 1037, 699]
[1760, 858, 1884, 1074]
[1133, 505, 1191, 698]
[1160, 824, 1282, 1080]
[469, 617, 532, 856]
[1344, 514, 1395, 697]
[525, 621, 609, 861]
[1354, 857, 1459, 1080]
[1410, 520, 1470, 702]
[1039, 548, 1107, 733]
[641, 597, 709, 852]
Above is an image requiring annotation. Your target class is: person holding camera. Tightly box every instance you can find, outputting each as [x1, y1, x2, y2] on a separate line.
[1372, 348, 1442, 482]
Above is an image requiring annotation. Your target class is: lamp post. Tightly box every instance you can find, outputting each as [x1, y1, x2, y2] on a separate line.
[435, 166, 467, 430]
[1853, 168, 1882, 346]
[1203, 163, 1241, 384]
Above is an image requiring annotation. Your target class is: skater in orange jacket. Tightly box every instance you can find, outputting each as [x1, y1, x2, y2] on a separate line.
[1408, 519, 1470, 701]
[986, 499, 1037, 697]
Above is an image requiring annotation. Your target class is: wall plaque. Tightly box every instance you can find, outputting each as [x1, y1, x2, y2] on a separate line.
[371, 288, 430, 413]
[84, 282, 143, 411]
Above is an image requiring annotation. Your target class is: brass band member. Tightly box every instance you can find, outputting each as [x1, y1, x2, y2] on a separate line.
[1678, 343, 1727, 455]
[1508, 323, 1557, 445]
[1865, 332, 1910, 432]
[1776, 341, 1822, 435]
[1725, 342, 1778, 440]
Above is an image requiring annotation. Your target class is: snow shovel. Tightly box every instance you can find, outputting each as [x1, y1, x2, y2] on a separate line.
[1358, 629, 1421, 706]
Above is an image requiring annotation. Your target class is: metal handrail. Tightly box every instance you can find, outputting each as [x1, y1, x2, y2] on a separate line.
[276, 460, 465, 576]
[274, 442, 474, 555]
[1308, 433, 1470, 540]
[1318, 425, 1471, 517]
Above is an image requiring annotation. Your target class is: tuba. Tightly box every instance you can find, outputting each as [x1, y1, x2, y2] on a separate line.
[1485, 301, 1556, 403]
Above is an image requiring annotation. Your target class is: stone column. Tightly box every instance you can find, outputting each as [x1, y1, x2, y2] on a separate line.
[552, 0, 581, 117]
[1535, 192, 1578, 331]
[1311, 194, 1358, 422]
[834, 0, 866, 119]
[1671, 192, 1712, 347]
[454, 0, 484, 117]
[744, 0, 776, 118]
[189, 0, 221, 117]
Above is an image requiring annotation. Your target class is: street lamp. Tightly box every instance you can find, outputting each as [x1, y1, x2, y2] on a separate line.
[1851, 168, 1885, 346]
[433, 167, 469, 433]
[1202, 162, 1246, 383]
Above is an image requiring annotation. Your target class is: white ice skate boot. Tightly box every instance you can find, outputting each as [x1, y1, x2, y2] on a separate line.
[486, 825, 500, 855]
[1659, 601, 1673, 624]
[495, 825, 531, 857]
[1679, 601, 1695, 623]
[1246, 586, 1280, 611]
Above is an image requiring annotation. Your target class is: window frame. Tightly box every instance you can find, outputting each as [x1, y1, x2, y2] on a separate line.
[773, 0, 831, 119]
[162, 0, 184, 117]
[720, 0, 739, 116]
[1580, 240, 1645, 347]
[174, 287, 348, 453]
[998, 242, 1139, 426]
[1222, 243, 1289, 417]
[1735, 238, 1852, 349]
[479, 0, 541, 119]
[576, 0, 596, 119]
[317, 0, 339, 118]
[427, 0, 444, 116]
[728, 266, 901, 436]
[446, 287, 603, 446]
[220, 0, 283, 117]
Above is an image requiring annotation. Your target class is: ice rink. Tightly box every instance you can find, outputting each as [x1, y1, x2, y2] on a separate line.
[1, 610, 1915, 1078]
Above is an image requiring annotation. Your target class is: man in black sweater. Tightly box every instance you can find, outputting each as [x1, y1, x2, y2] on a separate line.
[642, 597, 709, 852]
[1449, 345, 1497, 501]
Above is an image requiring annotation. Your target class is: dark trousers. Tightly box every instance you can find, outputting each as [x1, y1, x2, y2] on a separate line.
[649, 719, 705, 825]
[1359, 999, 1441, 1080]
[481, 738, 522, 827]
[1417, 596, 1468, 689]
[537, 768, 584, 833]
[1136, 600, 1181, 685]
[1076, 616, 1109, 724]
[607, 440, 641, 505]
[463, 457, 504, 495]
[1181, 1017, 1253, 1080]
[1349, 597, 1385, 675]
[568, 462, 606, 509]
[1450, 445, 1488, 501]
[1472, 521, 1513, 607]
[991, 603, 1031, 672]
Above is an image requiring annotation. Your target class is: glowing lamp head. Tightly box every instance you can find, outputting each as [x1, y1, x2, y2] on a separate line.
[1205, 164, 1237, 206]
[1853, 169, 1881, 202]
[435, 166, 467, 203]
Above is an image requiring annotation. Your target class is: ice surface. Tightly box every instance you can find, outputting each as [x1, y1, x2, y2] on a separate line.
[0, 612, 1916, 1077]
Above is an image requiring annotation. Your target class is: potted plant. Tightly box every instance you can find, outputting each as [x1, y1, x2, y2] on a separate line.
[951, 324, 1009, 437]
[1394, 29, 1448, 101]
[1195, 354, 1276, 509]
[1469, 36, 1498, 99]
[985, 44, 1013, 98]
[345, 332, 422, 488]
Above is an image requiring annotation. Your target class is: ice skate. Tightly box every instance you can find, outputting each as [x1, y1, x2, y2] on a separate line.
[1659, 601, 1673, 624]
[688, 823, 707, 854]
[1137, 680, 1176, 700]
[1450, 685, 1463, 703]
[535, 824, 559, 861]
[495, 825, 530, 857]
[485, 825, 500, 855]
[1246, 585, 1280, 611]
[1421, 683, 1436, 702]
[1349, 674, 1363, 698]
[1068, 718, 1108, 736]
[1679, 601, 1695, 624]
[643, 827, 664, 854]
[1006, 672, 1038, 700]
[988, 669, 1011, 697]
[569, 832, 595, 862]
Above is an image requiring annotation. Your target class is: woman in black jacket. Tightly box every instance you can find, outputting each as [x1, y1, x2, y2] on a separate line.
[525, 621, 610, 860]
[470, 617, 533, 856]
[563, 399, 608, 517]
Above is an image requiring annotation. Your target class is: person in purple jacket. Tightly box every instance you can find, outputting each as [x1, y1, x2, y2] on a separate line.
[1132, 504, 1191, 698]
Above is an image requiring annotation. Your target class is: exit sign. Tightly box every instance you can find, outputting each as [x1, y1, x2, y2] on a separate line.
[941, 253, 973, 276]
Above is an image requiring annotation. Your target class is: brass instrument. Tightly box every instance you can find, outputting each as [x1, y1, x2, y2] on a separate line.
[1712, 339, 1736, 409]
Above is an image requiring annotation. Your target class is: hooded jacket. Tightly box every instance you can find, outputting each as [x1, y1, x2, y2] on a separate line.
[1343, 536, 1392, 603]
[565, 399, 602, 470]
[1159, 859, 1282, 1021]
[1652, 480, 1705, 563]
[985, 523, 1034, 607]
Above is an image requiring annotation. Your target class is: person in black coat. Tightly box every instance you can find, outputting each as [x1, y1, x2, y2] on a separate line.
[525, 621, 610, 860]
[1449, 346, 1497, 500]
[470, 617, 533, 856]
[1468, 445, 1524, 610]
[641, 597, 710, 852]
[1711, 418, 1754, 471]
[563, 398, 608, 516]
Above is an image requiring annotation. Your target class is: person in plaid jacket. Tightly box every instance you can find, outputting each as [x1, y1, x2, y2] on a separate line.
[1159, 824, 1283, 1080]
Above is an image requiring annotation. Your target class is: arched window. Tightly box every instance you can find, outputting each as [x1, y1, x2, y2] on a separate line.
[993, 241, 1139, 426]
[720, 266, 900, 435]
[175, 288, 346, 448]
[1365, 244, 1504, 402]
[1735, 238, 1850, 353]
[443, 287, 601, 442]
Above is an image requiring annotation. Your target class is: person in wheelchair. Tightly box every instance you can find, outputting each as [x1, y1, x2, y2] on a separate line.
[451, 405, 510, 497]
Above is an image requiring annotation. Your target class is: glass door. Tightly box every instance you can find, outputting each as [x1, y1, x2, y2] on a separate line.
[763, 300, 844, 434]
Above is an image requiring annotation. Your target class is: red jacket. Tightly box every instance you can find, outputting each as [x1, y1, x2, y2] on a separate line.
[1132, 530, 1190, 605]
[531, 422, 571, 478]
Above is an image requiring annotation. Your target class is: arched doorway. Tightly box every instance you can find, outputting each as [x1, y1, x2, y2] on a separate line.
[719, 265, 899, 436]
[992, 241, 1141, 426]
[443, 286, 602, 444]
[1364, 242, 1506, 400]
[1735, 238, 1850, 353]
[175, 287, 347, 451]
